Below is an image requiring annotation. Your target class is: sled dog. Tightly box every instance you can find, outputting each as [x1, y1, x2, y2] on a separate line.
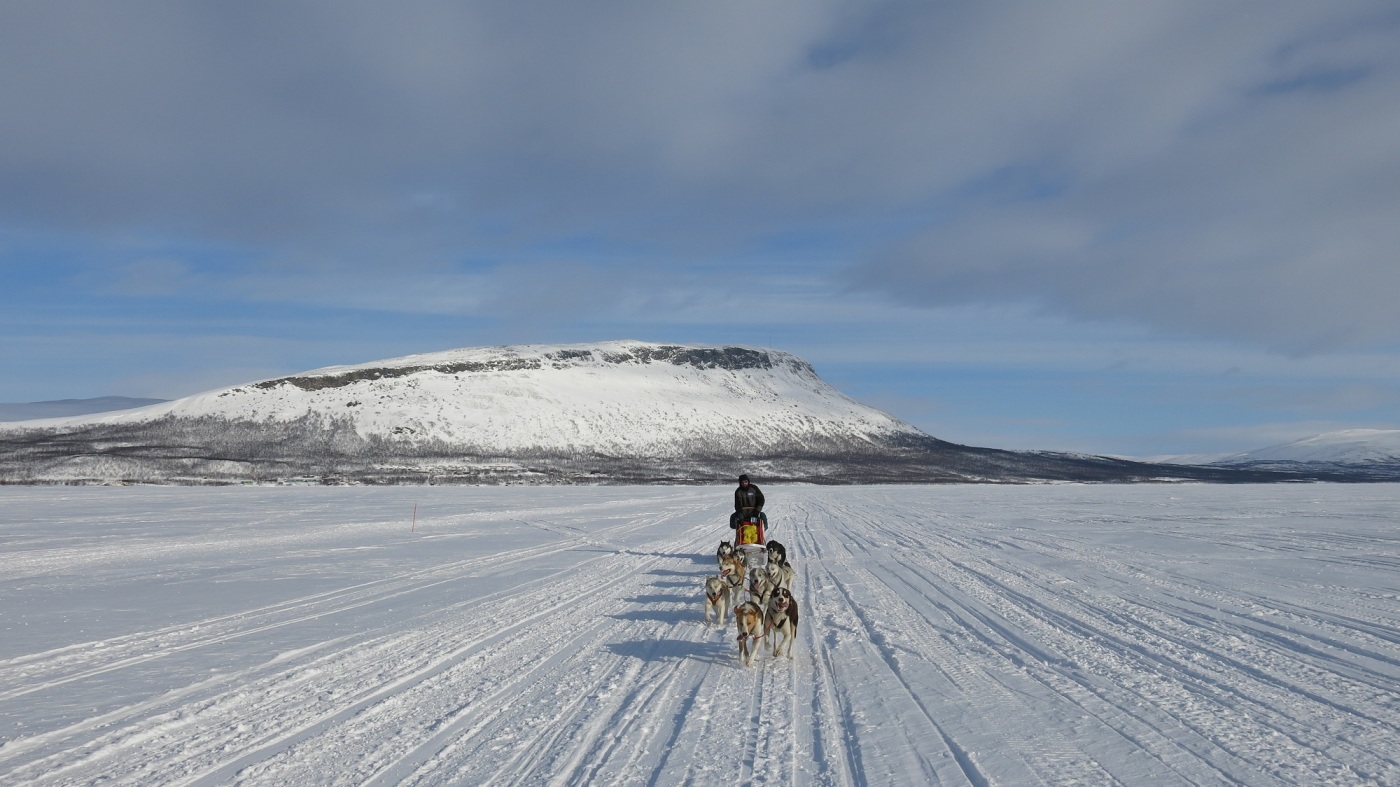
[716, 540, 735, 566]
[733, 601, 764, 667]
[765, 560, 795, 592]
[754, 562, 796, 645]
[766, 540, 788, 567]
[719, 554, 746, 607]
[765, 587, 800, 659]
[704, 575, 730, 624]
[752, 561, 794, 617]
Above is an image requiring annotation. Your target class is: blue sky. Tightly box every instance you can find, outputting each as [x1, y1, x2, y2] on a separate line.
[3, 1, 1399, 457]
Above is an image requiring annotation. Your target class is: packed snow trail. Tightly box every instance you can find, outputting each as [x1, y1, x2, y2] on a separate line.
[0, 484, 1397, 785]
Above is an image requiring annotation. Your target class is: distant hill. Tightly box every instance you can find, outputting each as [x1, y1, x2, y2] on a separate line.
[1197, 429, 1400, 480]
[0, 397, 167, 422]
[0, 341, 1358, 485]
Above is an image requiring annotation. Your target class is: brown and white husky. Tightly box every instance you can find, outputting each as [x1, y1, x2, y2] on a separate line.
[733, 601, 764, 666]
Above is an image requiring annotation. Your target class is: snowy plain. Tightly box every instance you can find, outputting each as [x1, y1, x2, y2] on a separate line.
[1, 483, 1397, 786]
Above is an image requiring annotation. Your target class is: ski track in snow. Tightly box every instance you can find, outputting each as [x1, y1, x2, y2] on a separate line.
[0, 484, 1398, 785]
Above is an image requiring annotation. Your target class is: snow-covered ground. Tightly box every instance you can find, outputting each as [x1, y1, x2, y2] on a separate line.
[1, 483, 1397, 786]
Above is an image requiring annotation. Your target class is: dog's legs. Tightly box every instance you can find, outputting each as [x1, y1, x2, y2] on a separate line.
[758, 592, 772, 646]
[783, 619, 798, 658]
[739, 632, 758, 667]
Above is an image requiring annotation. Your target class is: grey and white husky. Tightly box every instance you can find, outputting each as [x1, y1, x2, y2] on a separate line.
[716, 540, 735, 566]
[704, 575, 730, 624]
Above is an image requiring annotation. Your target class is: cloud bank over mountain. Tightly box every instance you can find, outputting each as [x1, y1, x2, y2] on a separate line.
[3, 2, 1398, 456]
[4, 2, 1397, 349]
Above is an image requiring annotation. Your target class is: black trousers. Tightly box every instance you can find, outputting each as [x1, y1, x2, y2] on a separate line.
[730, 510, 768, 529]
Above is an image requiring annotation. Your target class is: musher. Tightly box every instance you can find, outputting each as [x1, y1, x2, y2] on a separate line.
[729, 473, 767, 531]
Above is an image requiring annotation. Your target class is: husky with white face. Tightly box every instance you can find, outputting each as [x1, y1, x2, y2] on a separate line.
[716, 540, 735, 567]
[703, 575, 729, 624]
[764, 587, 800, 659]
[753, 561, 796, 644]
[765, 539, 788, 568]
[763, 561, 794, 594]
[719, 554, 746, 608]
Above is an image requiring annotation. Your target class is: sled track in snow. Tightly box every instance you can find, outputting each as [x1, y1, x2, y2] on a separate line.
[0, 485, 1397, 785]
[1, 508, 692, 786]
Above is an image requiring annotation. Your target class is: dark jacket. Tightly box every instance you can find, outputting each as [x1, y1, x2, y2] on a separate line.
[734, 482, 764, 513]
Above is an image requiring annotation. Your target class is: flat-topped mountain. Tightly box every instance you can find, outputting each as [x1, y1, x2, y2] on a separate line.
[0, 341, 1329, 485]
[115, 341, 922, 457]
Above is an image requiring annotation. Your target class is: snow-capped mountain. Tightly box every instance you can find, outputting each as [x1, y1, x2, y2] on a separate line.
[1207, 429, 1400, 470]
[62, 341, 916, 456]
[0, 341, 1331, 485]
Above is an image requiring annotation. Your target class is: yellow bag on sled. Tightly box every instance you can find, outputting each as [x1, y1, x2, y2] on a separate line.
[735, 515, 766, 546]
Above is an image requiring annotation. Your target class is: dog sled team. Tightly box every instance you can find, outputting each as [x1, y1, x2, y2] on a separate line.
[704, 474, 799, 667]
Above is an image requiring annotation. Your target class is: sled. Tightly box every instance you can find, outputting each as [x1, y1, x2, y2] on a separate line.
[734, 513, 765, 547]
[736, 542, 767, 573]
[734, 512, 769, 597]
